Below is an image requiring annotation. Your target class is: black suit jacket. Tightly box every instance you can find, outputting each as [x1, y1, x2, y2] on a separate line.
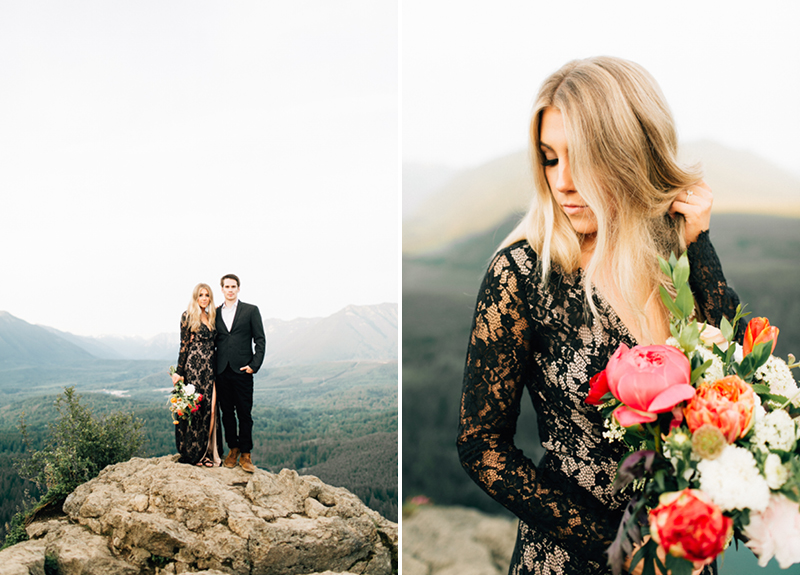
[215, 301, 266, 374]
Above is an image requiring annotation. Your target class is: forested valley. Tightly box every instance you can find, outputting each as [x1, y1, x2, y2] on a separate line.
[0, 359, 398, 542]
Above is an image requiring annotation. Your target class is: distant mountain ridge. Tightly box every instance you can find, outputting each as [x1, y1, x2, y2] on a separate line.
[0, 311, 94, 367]
[403, 140, 800, 254]
[0, 303, 398, 368]
[266, 303, 398, 366]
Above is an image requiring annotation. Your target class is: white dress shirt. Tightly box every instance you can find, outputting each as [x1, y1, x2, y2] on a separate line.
[221, 299, 238, 332]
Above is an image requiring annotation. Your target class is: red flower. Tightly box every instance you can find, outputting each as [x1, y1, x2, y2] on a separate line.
[585, 371, 610, 405]
[743, 317, 779, 357]
[684, 375, 756, 442]
[191, 405, 200, 413]
[196, 394, 203, 402]
[649, 489, 732, 563]
[604, 344, 695, 427]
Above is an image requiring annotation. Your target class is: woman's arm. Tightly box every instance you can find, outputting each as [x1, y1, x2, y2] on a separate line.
[457, 250, 619, 561]
[670, 180, 742, 337]
[687, 230, 741, 331]
[175, 312, 190, 379]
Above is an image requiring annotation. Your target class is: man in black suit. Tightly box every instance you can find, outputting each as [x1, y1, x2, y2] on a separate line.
[216, 273, 266, 473]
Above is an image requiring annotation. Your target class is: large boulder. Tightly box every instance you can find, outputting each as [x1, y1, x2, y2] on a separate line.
[0, 455, 397, 575]
[402, 505, 516, 575]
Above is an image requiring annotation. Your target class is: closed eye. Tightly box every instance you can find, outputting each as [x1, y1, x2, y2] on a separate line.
[542, 158, 558, 167]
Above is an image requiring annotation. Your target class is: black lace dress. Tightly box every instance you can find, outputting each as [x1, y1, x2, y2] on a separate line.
[458, 231, 739, 575]
[175, 313, 223, 465]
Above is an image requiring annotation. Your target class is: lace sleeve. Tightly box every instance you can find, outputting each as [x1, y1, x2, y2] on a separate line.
[687, 230, 742, 338]
[176, 312, 190, 376]
[457, 251, 619, 560]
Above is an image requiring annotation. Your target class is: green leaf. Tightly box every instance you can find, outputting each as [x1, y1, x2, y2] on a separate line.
[758, 393, 792, 406]
[691, 359, 713, 384]
[658, 255, 673, 280]
[675, 283, 695, 319]
[665, 554, 694, 575]
[720, 316, 734, 343]
[750, 340, 774, 372]
[669, 252, 679, 269]
[679, 320, 701, 351]
[751, 383, 771, 394]
[739, 340, 773, 381]
[672, 252, 691, 289]
[660, 286, 684, 320]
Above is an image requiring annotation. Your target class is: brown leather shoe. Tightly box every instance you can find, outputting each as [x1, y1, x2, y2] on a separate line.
[223, 448, 240, 468]
[239, 452, 256, 473]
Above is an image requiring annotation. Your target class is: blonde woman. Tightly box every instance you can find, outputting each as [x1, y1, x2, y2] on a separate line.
[172, 283, 223, 467]
[457, 57, 738, 575]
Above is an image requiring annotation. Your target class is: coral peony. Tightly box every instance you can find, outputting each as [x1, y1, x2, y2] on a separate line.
[743, 317, 779, 358]
[603, 344, 695, 427]
[684, 375, 756, 443]
[649, 488, 732, 564]
[744, 494, 800, 568]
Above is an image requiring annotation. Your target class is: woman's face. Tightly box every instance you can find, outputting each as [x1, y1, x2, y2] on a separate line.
[197, 288, 210, 310]
[539, 107, 598, 237]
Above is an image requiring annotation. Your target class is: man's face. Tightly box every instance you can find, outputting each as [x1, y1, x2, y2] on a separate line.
[222, 280, 239, 303]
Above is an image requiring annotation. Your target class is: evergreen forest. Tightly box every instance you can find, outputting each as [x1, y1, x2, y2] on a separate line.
[0, 359, 398, 541]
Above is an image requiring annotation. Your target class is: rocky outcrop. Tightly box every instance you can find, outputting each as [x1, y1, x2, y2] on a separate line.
[0, 455, 397, 575]
[402, 505, 516, 575]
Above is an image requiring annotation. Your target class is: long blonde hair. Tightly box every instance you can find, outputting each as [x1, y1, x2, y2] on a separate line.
[185, 283, 216, 332]
[501, 56, 702, 343]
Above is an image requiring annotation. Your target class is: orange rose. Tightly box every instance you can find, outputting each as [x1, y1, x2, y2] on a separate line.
[743, 317, 779, 358]
[684, 375, 756, 443]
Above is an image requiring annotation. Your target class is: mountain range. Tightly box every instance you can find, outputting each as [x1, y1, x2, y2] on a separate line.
[0, 303, 397, 368]
[403, 140, 800, 254]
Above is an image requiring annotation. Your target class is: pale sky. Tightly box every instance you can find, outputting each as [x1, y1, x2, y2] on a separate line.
[1, 1, 399, 337]
[403, 0, 800, 179]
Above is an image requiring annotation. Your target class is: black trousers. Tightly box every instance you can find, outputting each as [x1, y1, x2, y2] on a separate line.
[217, 365, 254, 453]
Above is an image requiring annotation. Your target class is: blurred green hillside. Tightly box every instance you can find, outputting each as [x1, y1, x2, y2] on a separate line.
[402, 213, 800, 575]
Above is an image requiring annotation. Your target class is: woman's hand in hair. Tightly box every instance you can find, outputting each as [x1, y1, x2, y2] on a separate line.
[669, 180, 713, 245]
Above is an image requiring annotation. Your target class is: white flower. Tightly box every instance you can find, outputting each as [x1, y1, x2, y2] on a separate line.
[697, 444, 770, 512]
[764, 453, 789, 489]
[756, 356, 800, 408]
[752, 409, 797, 454]
[695, 345, 726, 384]
[184, 384, 196, 395]
[744, 494, 800, 568]
[602, 416, 626, 442]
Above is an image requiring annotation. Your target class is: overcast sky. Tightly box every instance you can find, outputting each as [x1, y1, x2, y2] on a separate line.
[403, 0, 800, 179]
[1, 1, 398, 337]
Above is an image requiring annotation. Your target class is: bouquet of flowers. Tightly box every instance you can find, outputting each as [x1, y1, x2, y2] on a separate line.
[167, 366, 203, 426]
[587, 252, 800, 575]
